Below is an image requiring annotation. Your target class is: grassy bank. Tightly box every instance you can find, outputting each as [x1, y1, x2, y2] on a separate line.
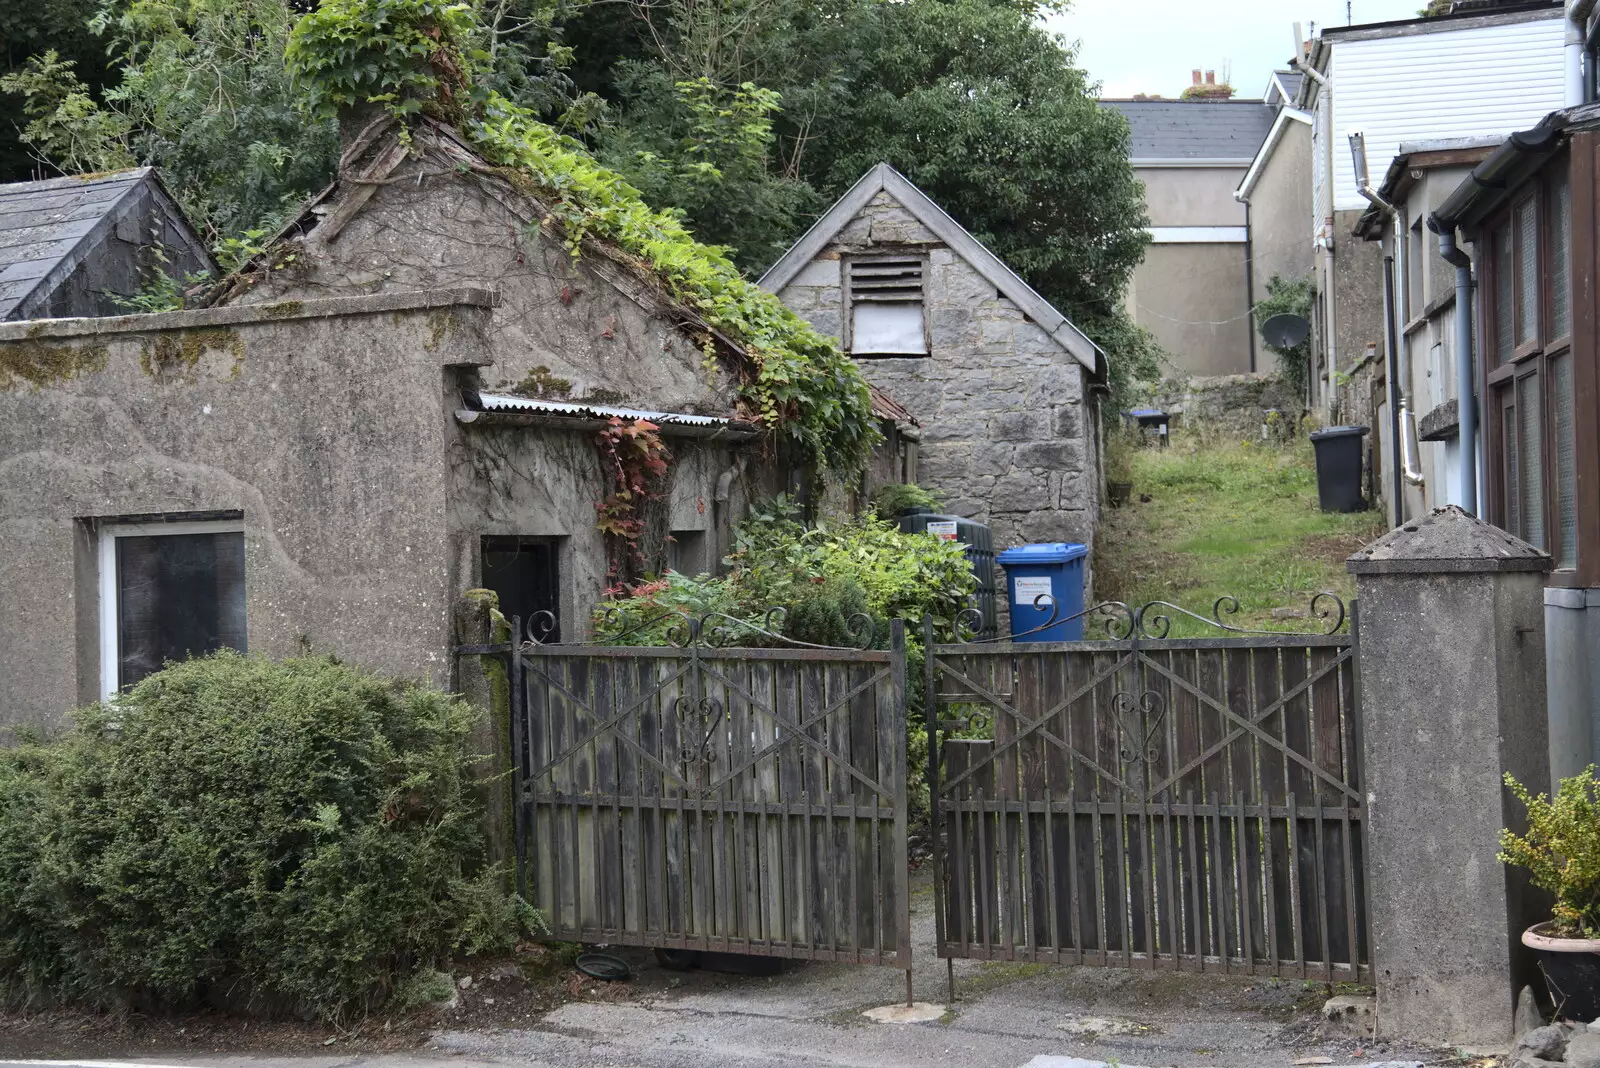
[1094, 430, 1385, 636]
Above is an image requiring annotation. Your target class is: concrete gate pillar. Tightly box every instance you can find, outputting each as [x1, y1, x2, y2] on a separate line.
[1347, 505, 1551, 1048]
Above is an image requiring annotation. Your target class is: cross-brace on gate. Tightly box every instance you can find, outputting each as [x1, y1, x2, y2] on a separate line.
[925, 596, 1370, 1004]
[466, 608, 915, 1001]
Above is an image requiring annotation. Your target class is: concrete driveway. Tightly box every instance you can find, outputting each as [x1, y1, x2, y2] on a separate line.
[0, 880, 1432, 1068]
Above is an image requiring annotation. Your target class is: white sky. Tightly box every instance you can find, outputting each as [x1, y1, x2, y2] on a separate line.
[1044, 0, 1426, 99]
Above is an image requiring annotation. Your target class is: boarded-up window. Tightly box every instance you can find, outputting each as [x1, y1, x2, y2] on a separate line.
[848, 257, 927, 356]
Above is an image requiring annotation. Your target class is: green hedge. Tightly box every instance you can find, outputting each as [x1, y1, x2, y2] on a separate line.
[0, 652, 535, 1020]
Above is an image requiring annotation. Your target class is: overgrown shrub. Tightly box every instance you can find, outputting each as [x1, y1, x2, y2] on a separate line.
[593, 498, 976, 828]
[1501, 768, 1600, 938]
[0, 652, 536, 1020]
[1253, 273, 1315, 402]
[870, 482, 942, 521]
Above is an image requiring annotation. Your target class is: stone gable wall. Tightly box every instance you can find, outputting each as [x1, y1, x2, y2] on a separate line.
[777, 191, 1101, 577]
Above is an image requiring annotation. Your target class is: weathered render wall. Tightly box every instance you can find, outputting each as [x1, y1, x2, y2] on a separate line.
[1128, 242, 1252, 376]
[1246, 121, 1314, 358]
[447, 420, 751, 639]
[1140, 167, 1250, 227]
[0, 293, 493, 733]
[775, 190, 1099, 560]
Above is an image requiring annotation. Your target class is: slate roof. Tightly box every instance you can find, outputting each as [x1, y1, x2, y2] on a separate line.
[1274, 71, 1304, 103]
[1100, 99, 1277, 161]
[0, 169, 162, 320]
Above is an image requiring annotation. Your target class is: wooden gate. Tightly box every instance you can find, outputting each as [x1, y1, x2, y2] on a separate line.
[504, 614, 910, 969]
[926, 600, 1369, 981]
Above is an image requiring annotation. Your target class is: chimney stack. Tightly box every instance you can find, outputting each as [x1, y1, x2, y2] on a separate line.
[1206, 70, 1216, 85]
[1192, 69, 1202, 85]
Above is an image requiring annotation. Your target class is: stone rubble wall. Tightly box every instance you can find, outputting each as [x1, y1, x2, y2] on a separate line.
[1149, 372, 1303, 437]
[777, 191, 1100, 578]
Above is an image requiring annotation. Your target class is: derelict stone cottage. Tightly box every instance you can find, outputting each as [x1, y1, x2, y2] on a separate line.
[0, 116, 910, 734]
[762, 164, 1108, 569]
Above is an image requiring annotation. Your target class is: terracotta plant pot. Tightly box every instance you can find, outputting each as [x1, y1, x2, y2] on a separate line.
[1107, 480, 1133, 508]
[1523, 922, 1600, 1021]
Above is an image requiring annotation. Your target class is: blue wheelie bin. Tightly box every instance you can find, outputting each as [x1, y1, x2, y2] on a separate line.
[996, 543, 1089, 642]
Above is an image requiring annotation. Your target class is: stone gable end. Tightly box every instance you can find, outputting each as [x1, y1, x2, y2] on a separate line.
[775, 187, 1101, 577]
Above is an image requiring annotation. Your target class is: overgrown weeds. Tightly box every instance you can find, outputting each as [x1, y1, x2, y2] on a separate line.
[1095, 429, 1383, 634]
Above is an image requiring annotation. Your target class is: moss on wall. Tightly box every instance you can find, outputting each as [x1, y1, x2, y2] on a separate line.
[140, 328, 246, 378]
[0, 339, 110, 391]
[425, 310, 460, 352]
[262, 300, 306, 320]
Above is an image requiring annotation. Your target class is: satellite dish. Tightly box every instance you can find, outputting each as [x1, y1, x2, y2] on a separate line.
[1261, 313, 1311, 350]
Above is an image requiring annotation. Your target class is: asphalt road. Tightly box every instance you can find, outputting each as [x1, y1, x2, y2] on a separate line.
[0, 881, 1435, 1068]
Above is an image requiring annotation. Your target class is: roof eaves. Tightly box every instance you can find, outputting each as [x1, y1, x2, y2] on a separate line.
[1320, 0, 1559, 39]
[1431, 105, 1594, 230]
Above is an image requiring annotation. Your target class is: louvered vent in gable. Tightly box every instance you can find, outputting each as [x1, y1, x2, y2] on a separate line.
[847, 256, 928, 356]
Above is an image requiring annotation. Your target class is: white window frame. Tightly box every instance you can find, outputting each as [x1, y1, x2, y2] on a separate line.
[99, 518, 246, 700]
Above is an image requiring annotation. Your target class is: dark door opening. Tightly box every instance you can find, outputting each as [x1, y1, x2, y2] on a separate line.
[481, 536, 561, 642]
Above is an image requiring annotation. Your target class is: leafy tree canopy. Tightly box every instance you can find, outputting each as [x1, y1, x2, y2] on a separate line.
[3, 0, 1162, 401]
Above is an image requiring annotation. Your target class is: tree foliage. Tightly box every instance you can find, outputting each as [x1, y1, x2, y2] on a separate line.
[1, 0, 339, 247]
[5, 0, 1163, 403]
[568, 0, 1158, 399]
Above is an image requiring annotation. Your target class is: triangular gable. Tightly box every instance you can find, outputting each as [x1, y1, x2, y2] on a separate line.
[1235, 106, 1313, 202]
[758, 163, 1104, 377]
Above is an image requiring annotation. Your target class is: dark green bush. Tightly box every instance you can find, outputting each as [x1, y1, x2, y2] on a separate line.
[0, 652, 535, 1020]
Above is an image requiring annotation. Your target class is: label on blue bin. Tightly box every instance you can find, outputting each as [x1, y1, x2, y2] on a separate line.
[1014, 576, 1053, 605]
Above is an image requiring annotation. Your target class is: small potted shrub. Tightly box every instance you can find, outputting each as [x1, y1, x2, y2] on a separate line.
[1500, 767, 1600, 1020]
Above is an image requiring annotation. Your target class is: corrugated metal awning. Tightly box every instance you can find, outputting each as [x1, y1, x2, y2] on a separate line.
[475, 392, 741, 427]
[458, 391, 761, 439]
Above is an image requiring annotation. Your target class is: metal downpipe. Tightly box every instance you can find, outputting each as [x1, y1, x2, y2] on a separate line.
[1431, 223, 1478, 516]
[1382, 255, 1404, 523]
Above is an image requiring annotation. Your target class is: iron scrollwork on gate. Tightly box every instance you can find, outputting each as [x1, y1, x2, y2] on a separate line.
[947, 590, 1347, 644]
[674, 695, 724, 764]
[1111, 689, 1166, 764]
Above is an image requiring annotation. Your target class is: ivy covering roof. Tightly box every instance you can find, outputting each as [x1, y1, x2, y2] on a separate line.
[264, 0, 882, 475]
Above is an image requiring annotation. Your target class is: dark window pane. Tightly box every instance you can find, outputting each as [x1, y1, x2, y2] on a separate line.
[117, 531, 246, 688]
[1552, 174, 1572, 339]
[1494, 222, 1514, 364]
[1515, 198, 1538, 347]
[668, 530, 708, 576]
[1504, 402, 1520, 538]
[482, 537, 561, 642]
[1554, 356, 1578, 569]
[1518, 372, 1545, 551]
